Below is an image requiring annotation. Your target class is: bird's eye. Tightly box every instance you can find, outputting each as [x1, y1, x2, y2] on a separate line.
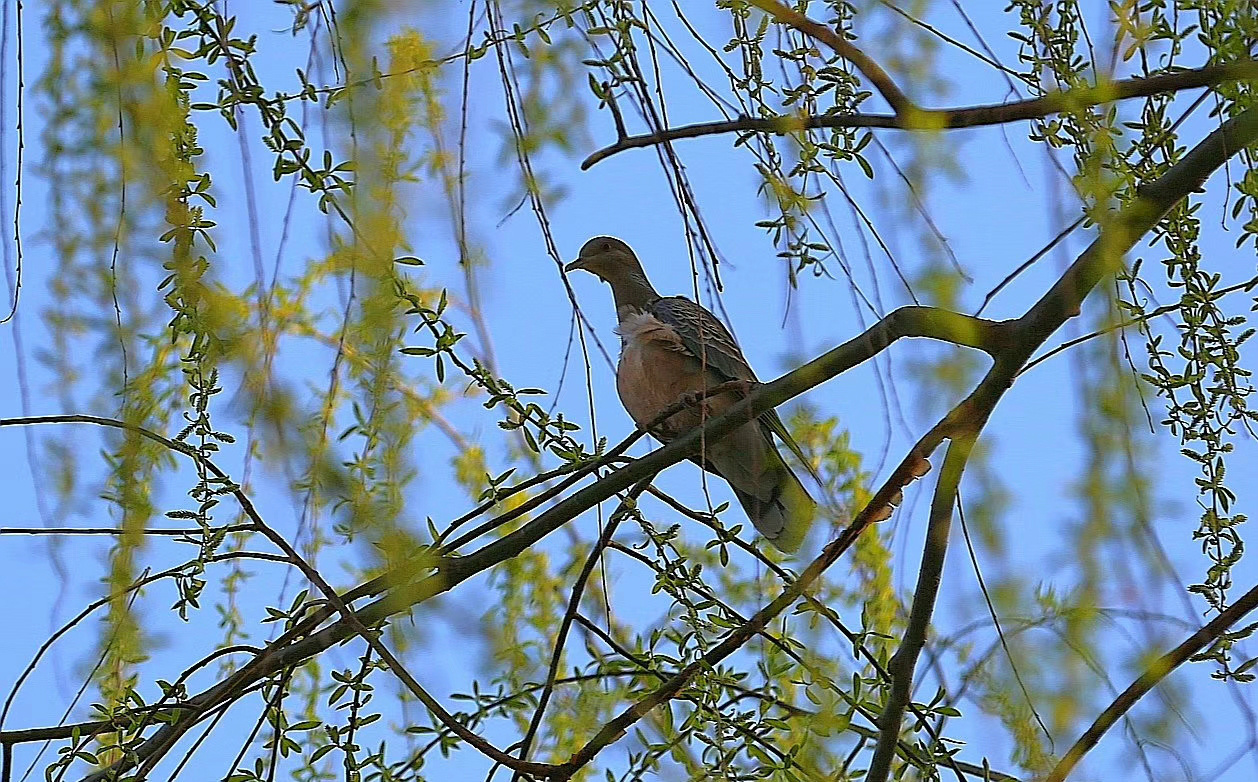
[601, 242, 610, 251]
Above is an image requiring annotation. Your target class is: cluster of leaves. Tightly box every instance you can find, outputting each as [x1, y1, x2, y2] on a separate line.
[1011, 0, 1258, 679]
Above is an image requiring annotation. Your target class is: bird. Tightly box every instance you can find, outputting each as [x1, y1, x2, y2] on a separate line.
[565, 236, 817, 552]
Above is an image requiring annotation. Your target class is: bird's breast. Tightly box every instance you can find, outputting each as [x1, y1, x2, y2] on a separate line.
[615, 311, 719, 439]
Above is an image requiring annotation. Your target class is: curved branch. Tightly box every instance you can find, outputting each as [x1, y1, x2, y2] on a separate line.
[747, 0, 917, 116]
[0, 552, 282, 738]
[512, 478, 652, 777]
[581, 60, 1258, 169]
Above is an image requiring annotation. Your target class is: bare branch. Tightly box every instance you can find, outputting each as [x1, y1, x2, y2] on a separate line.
[867, 434, 976, 782]
[1046, 582, 1258, 782]
[512, 477, 652, 778]
[582, 60, 1258, 169]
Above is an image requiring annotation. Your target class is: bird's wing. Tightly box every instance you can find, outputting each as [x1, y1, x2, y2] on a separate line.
[650, 296, 757, 383]
[650, 296, 822, 486]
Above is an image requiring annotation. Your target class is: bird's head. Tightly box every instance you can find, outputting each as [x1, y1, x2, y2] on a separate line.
[564, 236, 645, 285]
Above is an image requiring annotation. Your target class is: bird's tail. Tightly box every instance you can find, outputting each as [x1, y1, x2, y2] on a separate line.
[730, 458, 815, 553]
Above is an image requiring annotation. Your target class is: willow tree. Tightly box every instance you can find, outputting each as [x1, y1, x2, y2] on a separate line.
[2, 1, 1257, 781]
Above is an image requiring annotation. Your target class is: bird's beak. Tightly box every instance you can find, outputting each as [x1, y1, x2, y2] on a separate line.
[563, 258, 586, 273]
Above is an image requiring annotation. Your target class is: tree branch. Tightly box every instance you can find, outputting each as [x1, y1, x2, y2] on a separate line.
[746, 0, 917, 117]
[546, 406, 969, 777]
[206, 501, 562, 781]
[1046, 581, 1258, 782]
[581, 61, 1258, 169]
[867, 434, 976, 782]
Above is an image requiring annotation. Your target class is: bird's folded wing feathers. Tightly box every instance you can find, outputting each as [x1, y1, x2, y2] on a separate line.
[651, 297, 756, 384]
[650, 296, 823, 487]
[760, 408, 823, 486]
[649, 299, 754, 384]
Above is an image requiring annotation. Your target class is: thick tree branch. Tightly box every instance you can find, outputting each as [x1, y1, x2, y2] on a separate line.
[581, 61, 1258, 169]
[867, 434, 976, 782]
[367, 308, 1003, 602]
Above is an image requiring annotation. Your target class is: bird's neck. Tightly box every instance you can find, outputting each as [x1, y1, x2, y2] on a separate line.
[607, 271, 660, 317]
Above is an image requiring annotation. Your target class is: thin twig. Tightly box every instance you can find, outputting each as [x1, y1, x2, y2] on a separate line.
[512, 478, 652, 779]
[746, 0, 917, 116]
[0, 525, 254, 536]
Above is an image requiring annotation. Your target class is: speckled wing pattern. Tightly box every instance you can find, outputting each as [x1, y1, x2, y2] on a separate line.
[650, 296, 756, 382]
[649, 296, 820, 483]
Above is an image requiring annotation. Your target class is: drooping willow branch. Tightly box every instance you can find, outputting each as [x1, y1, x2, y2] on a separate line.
[582, 60, 1258, 169]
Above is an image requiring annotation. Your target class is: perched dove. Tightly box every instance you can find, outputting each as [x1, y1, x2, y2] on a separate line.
[565, 236, 816, 552]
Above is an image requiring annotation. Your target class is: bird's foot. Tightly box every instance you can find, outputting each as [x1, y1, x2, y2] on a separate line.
[677, 380, 755, 409]
[675, 390, 720, 419]
[676, 390, 706, 408]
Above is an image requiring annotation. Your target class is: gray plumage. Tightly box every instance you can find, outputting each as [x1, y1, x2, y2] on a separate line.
[565, 236, 816, 552]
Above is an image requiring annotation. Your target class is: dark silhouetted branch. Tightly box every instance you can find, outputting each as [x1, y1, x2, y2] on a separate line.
[1046, 580, 1258, 782]
[868, 435, 976, 781]
[582, 61, 1258, 169]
